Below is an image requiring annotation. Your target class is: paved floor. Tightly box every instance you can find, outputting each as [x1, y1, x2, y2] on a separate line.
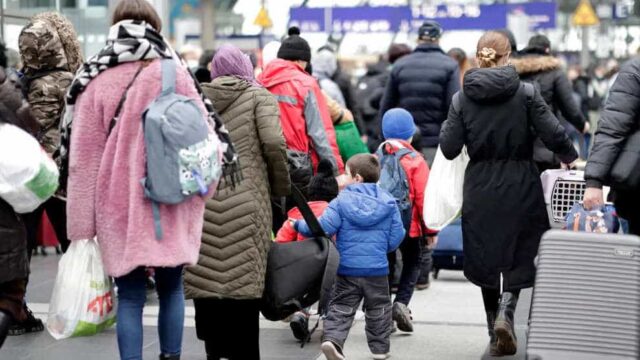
[2, 253, 532, 360]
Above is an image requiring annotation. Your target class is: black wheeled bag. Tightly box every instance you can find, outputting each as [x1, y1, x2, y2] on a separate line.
[261, 185, 339, 321]
[527, 230, 640, 360]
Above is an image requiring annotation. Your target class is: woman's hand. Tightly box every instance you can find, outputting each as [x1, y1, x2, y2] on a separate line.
[583, 187, 604, 210]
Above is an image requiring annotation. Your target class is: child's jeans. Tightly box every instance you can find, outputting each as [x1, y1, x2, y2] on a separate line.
[115, 266, 185, 360]
[322, 275, 391, 355]
[388, 236, 423, 305]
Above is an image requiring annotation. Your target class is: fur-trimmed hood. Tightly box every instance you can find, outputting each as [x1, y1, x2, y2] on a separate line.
[19, 12, 83, 75]
[511, 55, 560, 75]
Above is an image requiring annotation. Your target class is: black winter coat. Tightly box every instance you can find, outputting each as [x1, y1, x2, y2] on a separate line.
[440, 66, 577, 291]
[381, 44, 460, 148]
[585, 58, 640, 219]
[0, 196, 28, 284]
[0, 67, 33, 284]
[355, 62, 389, 151]
[512, 54, 586, 169]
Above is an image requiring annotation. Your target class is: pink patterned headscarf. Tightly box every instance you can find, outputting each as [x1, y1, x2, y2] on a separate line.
[210, 44, 261, 87]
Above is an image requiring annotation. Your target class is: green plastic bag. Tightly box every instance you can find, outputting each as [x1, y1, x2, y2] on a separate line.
[334, 121, 369, 161]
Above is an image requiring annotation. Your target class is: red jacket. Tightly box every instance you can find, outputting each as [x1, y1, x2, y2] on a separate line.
[379, 140, 437, 238]
[275, 201, 330, 243]
[258, 59, 344, 174]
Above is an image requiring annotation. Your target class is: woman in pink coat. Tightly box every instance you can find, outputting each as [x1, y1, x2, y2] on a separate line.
[62, 1, 234, 359]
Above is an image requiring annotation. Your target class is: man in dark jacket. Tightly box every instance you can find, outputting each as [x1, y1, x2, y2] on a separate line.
[512, 35, 589, 172]
[356, 44, 412, 152]
[379, 21, 460, 166]
[584, 57, 640, 235]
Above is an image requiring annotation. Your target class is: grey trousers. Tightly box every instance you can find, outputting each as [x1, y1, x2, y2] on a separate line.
[322, 275, 391, 355]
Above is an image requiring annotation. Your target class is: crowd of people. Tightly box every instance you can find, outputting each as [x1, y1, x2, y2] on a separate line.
[0, 1, 639, 360]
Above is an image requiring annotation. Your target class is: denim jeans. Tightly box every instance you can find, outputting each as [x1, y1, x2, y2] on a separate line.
[388, 237, 423, 305]
[115, 266, 185, 360]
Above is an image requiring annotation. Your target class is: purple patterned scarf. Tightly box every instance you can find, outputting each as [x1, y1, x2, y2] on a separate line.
[210, 44, 261, 87]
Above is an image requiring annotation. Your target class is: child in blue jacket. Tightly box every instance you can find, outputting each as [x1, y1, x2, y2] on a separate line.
[294, 153, 405, 360]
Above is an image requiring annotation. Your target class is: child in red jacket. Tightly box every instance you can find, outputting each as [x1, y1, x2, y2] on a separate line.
[275, 159, 339, 342]
[378, 108, 438, 333]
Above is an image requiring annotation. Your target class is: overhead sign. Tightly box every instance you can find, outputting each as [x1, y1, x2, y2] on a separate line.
[254, 7, 273, 28]
[289, 2, 556, 34]
[573, 0, 599, 26]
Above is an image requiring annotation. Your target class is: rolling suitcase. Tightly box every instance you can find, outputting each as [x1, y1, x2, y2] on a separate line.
[432, 218, 463, 279]
[527, 230, 640, 360]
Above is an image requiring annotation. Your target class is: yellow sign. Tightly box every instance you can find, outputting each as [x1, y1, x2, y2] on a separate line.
[573, 0, 599, 26]
[254, 7, 273, 28]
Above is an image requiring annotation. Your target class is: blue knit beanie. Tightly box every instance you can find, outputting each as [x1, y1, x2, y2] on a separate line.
[382, 108, 416, 141]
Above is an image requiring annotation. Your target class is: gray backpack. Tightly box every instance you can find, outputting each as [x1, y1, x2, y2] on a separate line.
[110, 59, 222, 240]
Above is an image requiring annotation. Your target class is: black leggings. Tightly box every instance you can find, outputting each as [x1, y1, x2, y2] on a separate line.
[481, 288, 521, 314]
[194, 298, 261, 360]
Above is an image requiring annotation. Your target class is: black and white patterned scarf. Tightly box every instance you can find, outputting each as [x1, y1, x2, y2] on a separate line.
[59, 20, 239, 187]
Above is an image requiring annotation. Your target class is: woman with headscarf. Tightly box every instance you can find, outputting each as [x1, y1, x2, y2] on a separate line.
[439, 31, 577, 356]
[63, 0, 237, 359]
[183, 44, 290, 360]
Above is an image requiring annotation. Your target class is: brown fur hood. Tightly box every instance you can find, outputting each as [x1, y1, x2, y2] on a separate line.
[511, 55, 560, 75]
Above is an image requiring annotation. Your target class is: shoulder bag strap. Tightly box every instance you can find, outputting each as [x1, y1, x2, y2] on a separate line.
[108, 64, 146, 136]
[161, 58, 177, 95]
[290, 184, 327, 238]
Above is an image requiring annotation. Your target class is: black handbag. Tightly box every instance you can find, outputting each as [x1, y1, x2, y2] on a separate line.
[261, 185, 339, 324]
[609, 129, 640, 190]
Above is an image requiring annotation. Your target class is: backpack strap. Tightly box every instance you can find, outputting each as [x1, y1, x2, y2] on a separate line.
[161, 59, 177, 95]
[108, 64, 146, 136]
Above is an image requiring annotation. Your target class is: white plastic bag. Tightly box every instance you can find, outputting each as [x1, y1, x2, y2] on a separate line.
[423, 146, 469, 231]
[47, 239, 116, 340]
[0, 123, 59, 213]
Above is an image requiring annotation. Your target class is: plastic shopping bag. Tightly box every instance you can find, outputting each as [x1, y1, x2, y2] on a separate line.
[0, 123, 59, 213]
[47, 239, 116, 339]
[423, 146, 469, 231]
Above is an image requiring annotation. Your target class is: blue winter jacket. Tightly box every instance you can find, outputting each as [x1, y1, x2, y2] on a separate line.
[296, 183, 405, 277]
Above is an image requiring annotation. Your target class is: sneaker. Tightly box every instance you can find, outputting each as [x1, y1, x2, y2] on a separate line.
[321, 341, 345, 360]
[372, 353, 390, 360]
[392, 302, 413, 333]
[289, 312, 309, 341]
[8, 305, 44, 336]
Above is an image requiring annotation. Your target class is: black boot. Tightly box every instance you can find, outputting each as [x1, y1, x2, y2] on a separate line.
[159, 354, 180, 360]
[494, 292, 519, 356]
[0, 310, 13, 348]
[8, 304, 43, 336]
[486, 311, 499, 356]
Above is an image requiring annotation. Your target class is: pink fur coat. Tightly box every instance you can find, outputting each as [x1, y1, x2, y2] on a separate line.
[66, 60, 206, 278]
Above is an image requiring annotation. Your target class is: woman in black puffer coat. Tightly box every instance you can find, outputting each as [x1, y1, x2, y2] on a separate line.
[439, 31, 577, 357]
[0, 63, 40, 349]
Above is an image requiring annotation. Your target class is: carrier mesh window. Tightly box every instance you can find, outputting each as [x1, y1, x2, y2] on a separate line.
[551, 180, 586, 222]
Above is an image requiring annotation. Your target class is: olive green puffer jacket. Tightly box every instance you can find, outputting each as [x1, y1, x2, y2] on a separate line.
[184, 76, 290, 300]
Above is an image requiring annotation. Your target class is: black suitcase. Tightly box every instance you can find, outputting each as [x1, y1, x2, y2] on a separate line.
[527, 230, 640, 360]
